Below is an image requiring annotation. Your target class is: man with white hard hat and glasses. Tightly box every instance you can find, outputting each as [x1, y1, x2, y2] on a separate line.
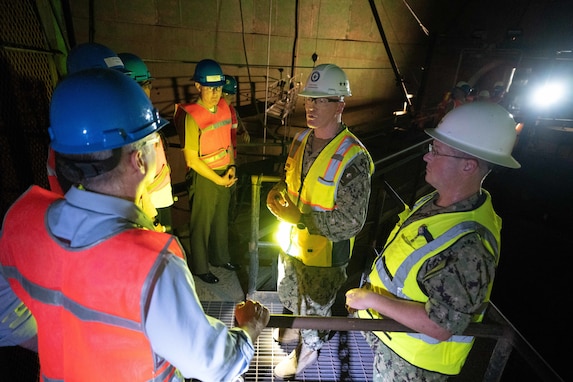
[346, 101, 521, 381]
[267, 64, 374, 378]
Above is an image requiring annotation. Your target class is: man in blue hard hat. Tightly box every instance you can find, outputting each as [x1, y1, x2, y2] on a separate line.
[0, 67, 269, 381]
[174, 59, 240, 284]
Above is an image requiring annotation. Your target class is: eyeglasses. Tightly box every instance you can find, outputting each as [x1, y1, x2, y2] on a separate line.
[139, 133, 161, 150]
[427, 143, 471, 159]
[304, 97, 341, 106]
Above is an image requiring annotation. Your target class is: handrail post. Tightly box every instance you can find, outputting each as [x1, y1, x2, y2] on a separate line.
[247, 174, 263, 297]
[247, 174, 281, 298]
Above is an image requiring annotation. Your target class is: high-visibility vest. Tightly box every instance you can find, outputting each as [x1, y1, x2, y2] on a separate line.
[282, 127, 374, 267]
[174, 99, 232, 169]
[358, 190, 501, 375]
[0, 186, 185, 382]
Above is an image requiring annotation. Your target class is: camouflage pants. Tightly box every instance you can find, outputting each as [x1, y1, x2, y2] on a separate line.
[277, 252, 347, 351]
[363, 331, 448, 382]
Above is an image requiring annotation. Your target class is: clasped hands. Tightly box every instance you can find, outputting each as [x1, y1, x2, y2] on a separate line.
[220, 166, 238, 188]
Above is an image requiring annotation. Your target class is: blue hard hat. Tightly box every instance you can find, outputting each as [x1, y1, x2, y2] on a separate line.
[118, 52, 154, 83]
[192, 59, 225, 86]
[223, 75, 237, 94]
[67, 42, 130, 74]
[48, 68, 168, 154]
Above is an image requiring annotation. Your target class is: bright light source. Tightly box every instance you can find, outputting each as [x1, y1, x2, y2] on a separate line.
[531, 82, 565, 108]
[274, 221, 293, 251]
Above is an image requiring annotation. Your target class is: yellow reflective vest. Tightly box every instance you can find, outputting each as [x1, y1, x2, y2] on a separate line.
[358, 190, 501, 375]
[282, 127, 374, 267]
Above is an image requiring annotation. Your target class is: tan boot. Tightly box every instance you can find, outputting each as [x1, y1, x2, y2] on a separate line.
[272, 327, 300, 344]
[274, 344, 318, 379]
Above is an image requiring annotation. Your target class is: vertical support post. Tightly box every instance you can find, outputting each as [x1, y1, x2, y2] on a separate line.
[248, 174, 263, 297]
[247, 174, 281, 298]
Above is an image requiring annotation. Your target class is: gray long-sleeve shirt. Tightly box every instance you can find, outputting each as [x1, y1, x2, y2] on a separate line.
[44, 186, 253, 381]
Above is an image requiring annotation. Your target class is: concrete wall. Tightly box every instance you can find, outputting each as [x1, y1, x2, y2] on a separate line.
[67, 0, 439, 127]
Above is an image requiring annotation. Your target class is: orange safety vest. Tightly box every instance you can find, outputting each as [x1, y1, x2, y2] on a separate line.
[46, 147, 65, 195]
[0, 186, 185, 382]
[174, 99, 232, 169]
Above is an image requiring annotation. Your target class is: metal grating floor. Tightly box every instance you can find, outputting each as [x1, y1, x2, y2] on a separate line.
[201, 298, 374, 382]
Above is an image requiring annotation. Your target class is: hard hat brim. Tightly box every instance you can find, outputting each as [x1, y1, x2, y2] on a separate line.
[425, 128, 521, 169]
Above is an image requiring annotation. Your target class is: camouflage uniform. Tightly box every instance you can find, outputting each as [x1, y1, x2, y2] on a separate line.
[276, 129, 372, 351]
[362, 192, 496, 381]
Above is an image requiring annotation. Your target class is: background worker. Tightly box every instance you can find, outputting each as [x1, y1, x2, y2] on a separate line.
[345, 102, 521, 381]
[222, 74, 251, 159]
[46, 42, 130, 196]
[222, 74, 250, 224]
[491, 81, 506, 104]
[266, 63, 374, 379]
[46, 43, 165, 231]
[173, 59, 240, 284]
[434, 80, 473, 125]
[0, 68, 270, 381]
[119, 52, 175, 232]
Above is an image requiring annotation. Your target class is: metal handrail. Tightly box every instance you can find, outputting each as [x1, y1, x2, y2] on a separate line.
[265, 302, 564, 382]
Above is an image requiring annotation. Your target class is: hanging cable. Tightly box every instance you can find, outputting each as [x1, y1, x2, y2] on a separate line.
[368, 0, 412, 109]
[262, 0, 274, 155]
[312, 0, 321, 66]
[290, 0, 299, 80]
[401, 0, 429, 36]
[238, 0, 265, 138]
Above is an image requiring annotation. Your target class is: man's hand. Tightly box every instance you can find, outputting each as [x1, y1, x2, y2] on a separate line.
[221, 166, 238, 188]
[345, 287, 376, 312]
[235, 300, 270, 342]
[266, 188, 302, 224]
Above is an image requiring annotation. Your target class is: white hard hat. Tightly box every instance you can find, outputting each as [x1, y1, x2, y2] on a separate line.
[299, 64, 351, 97]
[478, 90, 490, 98]
[425, 102, 521, 168]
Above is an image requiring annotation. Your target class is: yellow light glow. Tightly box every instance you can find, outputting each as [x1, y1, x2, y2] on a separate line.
[274, 221, 293, 251]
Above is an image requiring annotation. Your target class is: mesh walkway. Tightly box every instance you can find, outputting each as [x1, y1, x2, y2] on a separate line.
[201, 293, 374, 382]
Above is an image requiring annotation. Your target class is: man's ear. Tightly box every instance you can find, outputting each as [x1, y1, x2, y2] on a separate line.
[195, 82, 201, 92]
[463, 158, 479, 173]
[129, 149, 146, 175]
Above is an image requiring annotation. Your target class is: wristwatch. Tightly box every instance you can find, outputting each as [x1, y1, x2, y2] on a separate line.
[296, 214, 306, 230]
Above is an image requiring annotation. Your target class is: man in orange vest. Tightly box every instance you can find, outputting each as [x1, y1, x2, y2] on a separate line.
[174, 59, 240, 284]
[0, 68, 269, 381]
[47, 43, 169, 232]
